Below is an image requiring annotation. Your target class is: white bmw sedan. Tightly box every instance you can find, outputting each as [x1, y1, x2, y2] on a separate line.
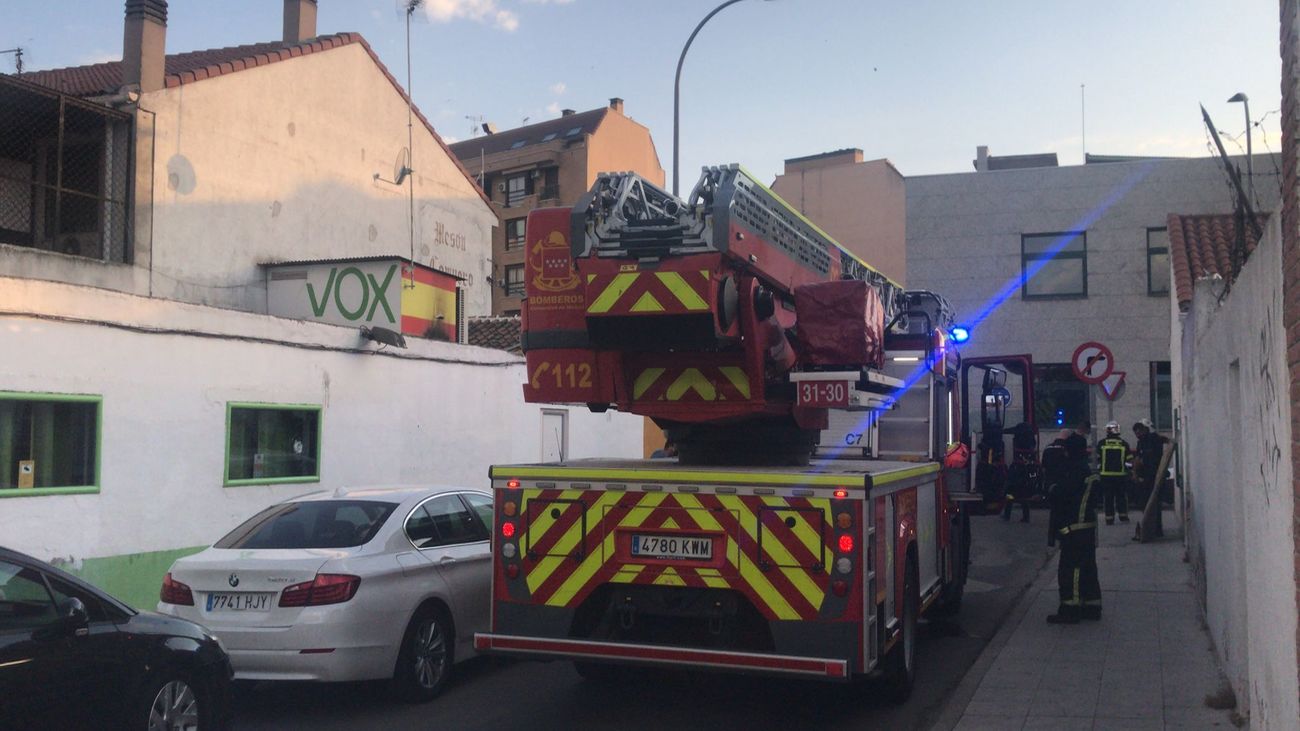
[157, 485, 492, 702]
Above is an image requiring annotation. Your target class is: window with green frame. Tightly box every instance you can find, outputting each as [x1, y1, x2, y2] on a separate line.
[225, 404, 321, 485]
[0, 392, 100, 496]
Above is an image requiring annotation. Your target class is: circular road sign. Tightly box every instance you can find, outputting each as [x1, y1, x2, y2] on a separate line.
[1072, 341, 1114, 385]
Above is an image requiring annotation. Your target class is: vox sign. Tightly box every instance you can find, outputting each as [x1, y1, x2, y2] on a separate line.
[266, 259, 401, 329]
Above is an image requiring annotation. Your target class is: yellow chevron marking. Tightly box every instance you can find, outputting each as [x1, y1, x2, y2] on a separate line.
[521, 490, 583, 557]
[587, 272, 639, 313]
[609, 564, 646, 584]
[653, 566, 686, 587]
[718, 366, 752, 399]
[674, 494, 796, 619]
[524, 490, 624, 595]
[700, 269, 710, 281]
[717, 495, 824, 612]
[661, 517, 680, 529]
[701, 576, 731, 589]
[586, 274, 596, 283]
[544, 492, 668, 607]
[760, 496, 831, 572]
[666, 368, 716, 401]
[656, 271, 709, 310]
[632, 368, 666, 400]
[629, 291, 665, 313]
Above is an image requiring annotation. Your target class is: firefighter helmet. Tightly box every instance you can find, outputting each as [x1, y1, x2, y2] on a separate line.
[1138, 417, 1153, 430]
[1105, 421, 1120, 435]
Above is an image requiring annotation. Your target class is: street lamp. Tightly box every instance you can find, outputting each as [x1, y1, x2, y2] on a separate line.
[1227, 92, 1253, 204]
[673, 0, 775, 196]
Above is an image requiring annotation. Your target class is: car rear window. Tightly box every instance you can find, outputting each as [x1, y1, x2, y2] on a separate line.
[215, 500, 397, 549]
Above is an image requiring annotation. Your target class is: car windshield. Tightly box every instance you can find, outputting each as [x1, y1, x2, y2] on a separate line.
[214, 500, 397, 549]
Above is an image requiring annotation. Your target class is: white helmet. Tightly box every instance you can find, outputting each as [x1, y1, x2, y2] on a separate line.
[1105, 421, 1120, 434]
[1138, 417, 1154, 430]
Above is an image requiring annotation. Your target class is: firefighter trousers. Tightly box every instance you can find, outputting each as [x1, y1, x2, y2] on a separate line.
[1057, 528, 1101, 618]
[1101, 476, 1129, 521]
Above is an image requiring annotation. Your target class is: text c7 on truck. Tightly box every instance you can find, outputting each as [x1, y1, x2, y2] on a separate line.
[473, 167, 1017, 698]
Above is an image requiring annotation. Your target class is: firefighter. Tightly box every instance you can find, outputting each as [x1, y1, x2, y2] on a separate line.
[1097, 421, 1131, 524]
[1002, 422, 1037, 523]
[1132, 418, 1168, 538]
[1046, 430, 1102, 624]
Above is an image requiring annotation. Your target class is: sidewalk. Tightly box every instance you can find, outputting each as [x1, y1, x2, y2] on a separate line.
[945, 512, 1239, 730]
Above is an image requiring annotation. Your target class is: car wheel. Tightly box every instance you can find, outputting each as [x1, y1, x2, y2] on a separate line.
[883, 555, 918, 704]
[142, 673, 204, 731]
[393, 605, 454, 703]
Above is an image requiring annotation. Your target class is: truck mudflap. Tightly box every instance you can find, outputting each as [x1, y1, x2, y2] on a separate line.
[474, 633, 850, 680]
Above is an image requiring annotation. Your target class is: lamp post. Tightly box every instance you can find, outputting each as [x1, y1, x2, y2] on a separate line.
[673, 0, 771, 196]
[1227, 92, 1253, 204]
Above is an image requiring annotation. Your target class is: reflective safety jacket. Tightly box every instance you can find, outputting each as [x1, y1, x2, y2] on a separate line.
[1098, 436, 1130, 477]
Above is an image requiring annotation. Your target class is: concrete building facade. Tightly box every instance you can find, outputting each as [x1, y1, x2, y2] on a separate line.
[449, 99, 664, 316]
[907, 153, 1279, 445]
[771, 149, 907, 286]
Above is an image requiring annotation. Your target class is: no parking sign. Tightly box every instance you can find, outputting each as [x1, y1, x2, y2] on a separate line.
[1071, 341, 1114, 385]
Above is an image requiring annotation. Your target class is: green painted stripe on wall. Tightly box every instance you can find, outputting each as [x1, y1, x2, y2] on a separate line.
[63, 545, 207, 611]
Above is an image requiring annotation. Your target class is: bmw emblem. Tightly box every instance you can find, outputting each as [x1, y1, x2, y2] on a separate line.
[228, 573, 240, 588]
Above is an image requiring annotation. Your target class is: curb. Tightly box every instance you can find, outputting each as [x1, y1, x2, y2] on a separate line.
[928, 547, 1057, 731]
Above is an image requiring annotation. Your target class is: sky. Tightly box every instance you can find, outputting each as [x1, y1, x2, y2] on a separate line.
[5, 0, 1283, 186]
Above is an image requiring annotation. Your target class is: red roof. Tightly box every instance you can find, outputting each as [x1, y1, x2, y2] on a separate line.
[467, 316, 522, 353]
[20, 33, 491, 209]
[1167, 212, 1267, 308]
[448, 108, 608, 159]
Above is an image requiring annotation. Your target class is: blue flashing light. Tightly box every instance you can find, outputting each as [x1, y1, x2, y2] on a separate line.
[949, 325, 971, 344]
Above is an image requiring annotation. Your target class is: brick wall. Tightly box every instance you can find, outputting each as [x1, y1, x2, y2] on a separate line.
[1282, 0, 1300, 693]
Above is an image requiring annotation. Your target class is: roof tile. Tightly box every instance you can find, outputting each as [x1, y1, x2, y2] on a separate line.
[1168, 212, 1268, 308]
[468, 316, 523, 354]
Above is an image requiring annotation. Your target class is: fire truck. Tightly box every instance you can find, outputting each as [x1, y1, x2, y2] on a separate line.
[473, 167, 1025, 696]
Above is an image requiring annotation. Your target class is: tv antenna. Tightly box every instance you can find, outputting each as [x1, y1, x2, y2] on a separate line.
[399, 0, 424, 288]
[0, 47, 23, 74]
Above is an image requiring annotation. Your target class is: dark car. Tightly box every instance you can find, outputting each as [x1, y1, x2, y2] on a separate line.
[0, 546, 232, 730]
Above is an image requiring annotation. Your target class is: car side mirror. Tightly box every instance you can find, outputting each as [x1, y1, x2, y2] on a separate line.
[58, 597, 89, 629]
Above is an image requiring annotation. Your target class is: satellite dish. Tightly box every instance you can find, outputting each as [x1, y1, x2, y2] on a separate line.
[393, 147, 411, 186]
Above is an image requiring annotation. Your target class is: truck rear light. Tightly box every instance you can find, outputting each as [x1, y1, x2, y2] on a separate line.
[504, 501, 518, 517]
[506, 565, 520, 579]
[279, 574, 361, 607]
[160, 573, 194, 606]
[502, 522, 517, 538]
[502, 543, 517, 559]
[837, 534, 854, 553]
[835, 557, 852, 574]
[833, 489, 848, 499]
[832, 581, 848, 597]
[506, 479, 521, 489]
[836, 512, 852, 529]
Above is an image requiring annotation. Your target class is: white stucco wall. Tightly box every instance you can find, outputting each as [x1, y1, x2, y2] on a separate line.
[0, 276, 641, 562]
[142, 42, 495, 316]
[907, 155, 1280, 442]
[1178, 214, 1298, 728]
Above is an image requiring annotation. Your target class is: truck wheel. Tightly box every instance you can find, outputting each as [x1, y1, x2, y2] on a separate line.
[883, 556, 918, 703]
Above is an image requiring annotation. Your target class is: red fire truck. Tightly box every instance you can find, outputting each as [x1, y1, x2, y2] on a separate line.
[474, 168, 1025, 696]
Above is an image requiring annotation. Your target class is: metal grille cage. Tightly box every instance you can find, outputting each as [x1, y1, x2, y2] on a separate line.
[0, 75, 132, 263]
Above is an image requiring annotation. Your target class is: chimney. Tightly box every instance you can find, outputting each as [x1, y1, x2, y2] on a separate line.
[974, 145, 989, 172]
[122, 0, 167, 93]
[561, 108, 576, 117]
[608, 97, 624, 114]
[283, 0, 318, 44]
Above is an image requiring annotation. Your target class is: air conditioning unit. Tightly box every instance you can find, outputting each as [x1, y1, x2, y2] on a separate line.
[497, 182, 507, 193]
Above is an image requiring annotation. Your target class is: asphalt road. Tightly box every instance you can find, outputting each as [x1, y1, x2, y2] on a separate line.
[231, 513, 1049, 731]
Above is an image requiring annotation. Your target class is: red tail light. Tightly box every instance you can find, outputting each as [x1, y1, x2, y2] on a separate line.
[501, 522, 516, 538]
[160, 573, 194, 606]
[278, 574, 361, 607]
[837, 534, 855, 553]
